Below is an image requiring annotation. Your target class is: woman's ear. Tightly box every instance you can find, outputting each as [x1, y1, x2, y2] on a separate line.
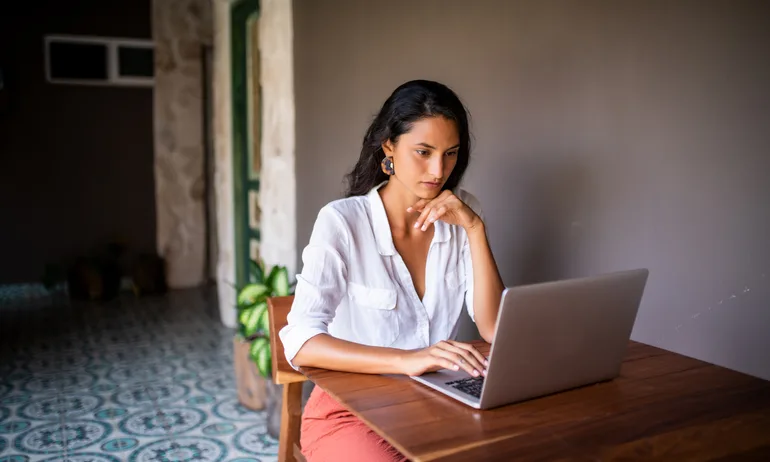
[382, 139, 395, 156]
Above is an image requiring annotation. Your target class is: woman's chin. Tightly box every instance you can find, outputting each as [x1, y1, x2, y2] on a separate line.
[414, 191, 440, 201]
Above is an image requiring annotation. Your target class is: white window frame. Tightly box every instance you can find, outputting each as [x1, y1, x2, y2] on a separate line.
[44, 35, 154, 87]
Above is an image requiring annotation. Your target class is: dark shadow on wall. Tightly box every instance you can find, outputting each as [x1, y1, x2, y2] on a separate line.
[0, 0, 156, 284]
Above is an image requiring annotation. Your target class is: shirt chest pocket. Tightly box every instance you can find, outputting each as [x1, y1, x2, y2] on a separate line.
[445, 260, 467, 290]
[347, 282, 400, 347]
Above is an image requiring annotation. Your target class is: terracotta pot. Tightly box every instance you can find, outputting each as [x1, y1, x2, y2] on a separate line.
[233, 337, 267, 410]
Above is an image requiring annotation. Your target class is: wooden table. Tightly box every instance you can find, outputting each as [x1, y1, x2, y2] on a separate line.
[301, 341, 770, 461]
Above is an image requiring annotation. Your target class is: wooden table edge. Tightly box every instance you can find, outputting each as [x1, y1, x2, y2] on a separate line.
[298, 340, 763, 461]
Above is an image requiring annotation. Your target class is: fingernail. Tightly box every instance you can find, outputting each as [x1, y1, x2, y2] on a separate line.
[421, 224, 428, 231]
[453, 365, 459, 370]
[414, 222, 420, 228]
[407, 207, 413, 212]
[472, 370, 479, 377]
[484, 360, 489, 366]
[482, 369, 487, 376]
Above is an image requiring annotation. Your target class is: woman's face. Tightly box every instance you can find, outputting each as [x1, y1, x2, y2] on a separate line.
[383, 116, 460, 199]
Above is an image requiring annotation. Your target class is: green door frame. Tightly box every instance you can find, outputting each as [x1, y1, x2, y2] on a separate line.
[231, 0, 260, 289]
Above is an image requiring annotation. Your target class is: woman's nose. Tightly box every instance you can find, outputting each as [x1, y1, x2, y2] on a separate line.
[429, 156, 444, 178]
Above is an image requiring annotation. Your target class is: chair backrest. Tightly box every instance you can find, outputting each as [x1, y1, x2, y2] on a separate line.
[266, 295, 308, 462]
[267, 295, 307, 385]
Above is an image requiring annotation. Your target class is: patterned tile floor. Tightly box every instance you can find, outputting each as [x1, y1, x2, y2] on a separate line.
[0, 288, 278, 462]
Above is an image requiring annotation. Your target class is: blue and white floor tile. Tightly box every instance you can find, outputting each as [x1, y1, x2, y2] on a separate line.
[0, 289, 278, 462]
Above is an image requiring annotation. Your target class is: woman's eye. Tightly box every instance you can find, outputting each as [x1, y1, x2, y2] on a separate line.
[416, 150, 429, 156]
[446, 151, 458, 157]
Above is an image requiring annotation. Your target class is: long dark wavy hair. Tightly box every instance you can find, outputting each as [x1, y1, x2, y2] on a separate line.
[343, 80, 471, 197]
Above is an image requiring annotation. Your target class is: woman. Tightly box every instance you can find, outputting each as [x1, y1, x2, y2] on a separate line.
[279, 80, 505, 461]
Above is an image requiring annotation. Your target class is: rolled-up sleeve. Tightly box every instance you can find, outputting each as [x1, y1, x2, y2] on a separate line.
[279, 206, 349, 369]
[460, 191, 484, 322]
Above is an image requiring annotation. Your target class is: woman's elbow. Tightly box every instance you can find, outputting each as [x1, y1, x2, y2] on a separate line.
[476, 321, 495, 344]
[291, 351, 309, 368]
[480, 329, 495, 344]
[288, 334, 325, 368]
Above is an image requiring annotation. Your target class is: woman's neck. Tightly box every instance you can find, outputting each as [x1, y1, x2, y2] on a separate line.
[378, 179, 421, 235]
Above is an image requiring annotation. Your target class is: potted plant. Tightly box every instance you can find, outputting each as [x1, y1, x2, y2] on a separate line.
[233, 259, 293, 414]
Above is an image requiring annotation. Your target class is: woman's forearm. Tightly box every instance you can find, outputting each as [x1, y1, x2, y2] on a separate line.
[291, 334, 407, 374]
[466, 221, 505, 342]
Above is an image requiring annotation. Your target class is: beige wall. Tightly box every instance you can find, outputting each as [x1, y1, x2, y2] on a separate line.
[294, 0, 770, 379]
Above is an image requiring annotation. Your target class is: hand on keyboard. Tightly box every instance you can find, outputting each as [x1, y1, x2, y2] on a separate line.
[402, 340, 488, 378]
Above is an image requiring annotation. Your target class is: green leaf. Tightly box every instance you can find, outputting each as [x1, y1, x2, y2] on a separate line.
[249, 337, 269, 362]
[269, 266, 291, 297]
[256, 340, 272, 378]
[240, 304, 263, 337]
[252, 301, 267, 331]
[264, 266, 279, 292]
[237, 283, 269, 307]
[238, 306, 253, 328]
[257, 306, 270, 338]
[249, 259, 264, 284]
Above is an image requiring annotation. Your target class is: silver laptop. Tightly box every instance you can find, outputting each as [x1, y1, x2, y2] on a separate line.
[411, 268, 649, 409]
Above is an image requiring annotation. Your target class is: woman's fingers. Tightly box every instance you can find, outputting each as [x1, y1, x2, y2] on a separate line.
[416, 198, 450, 230]
[440, 342, 486, 376]
[409, 190, 452, 213]
[414, 205, 435, 231]
[439, 358, 459, 372]
[406, 199, 429, 213]
[432, 344, 483, 377]
[409, 191, 458, 231]
[448, 341, 489, 369]
[424, 206, 447, 230]
[408, 198, 434, 230]
[431, 349, 474, 376]
[424, 355, 459, 373]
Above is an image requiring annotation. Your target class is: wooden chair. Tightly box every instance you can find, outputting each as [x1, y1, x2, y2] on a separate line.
[267, 295, 308, 462]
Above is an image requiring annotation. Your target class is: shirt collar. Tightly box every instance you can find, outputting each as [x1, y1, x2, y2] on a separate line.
[367, 182, 450, 257]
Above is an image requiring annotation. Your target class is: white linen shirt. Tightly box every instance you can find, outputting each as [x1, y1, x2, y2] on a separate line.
[279, 182, 482, 368]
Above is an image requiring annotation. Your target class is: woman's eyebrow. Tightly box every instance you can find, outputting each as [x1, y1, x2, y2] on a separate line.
[415, 142, 460, 150]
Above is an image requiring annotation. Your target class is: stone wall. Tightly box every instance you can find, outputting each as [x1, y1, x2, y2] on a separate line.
[152, 0, 213, 288]
[212, 0, 237, 326]
[258, 0, 297, 277]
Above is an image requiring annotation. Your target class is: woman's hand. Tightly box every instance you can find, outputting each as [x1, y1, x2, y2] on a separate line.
[407, 190, 481, 232]
[401, 340, 488, 377]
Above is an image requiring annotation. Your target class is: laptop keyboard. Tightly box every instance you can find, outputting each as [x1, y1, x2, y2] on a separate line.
[446, 376, 484, 398]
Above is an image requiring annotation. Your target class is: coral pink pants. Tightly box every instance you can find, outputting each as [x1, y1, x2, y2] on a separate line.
[300, 386, 410, 462]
